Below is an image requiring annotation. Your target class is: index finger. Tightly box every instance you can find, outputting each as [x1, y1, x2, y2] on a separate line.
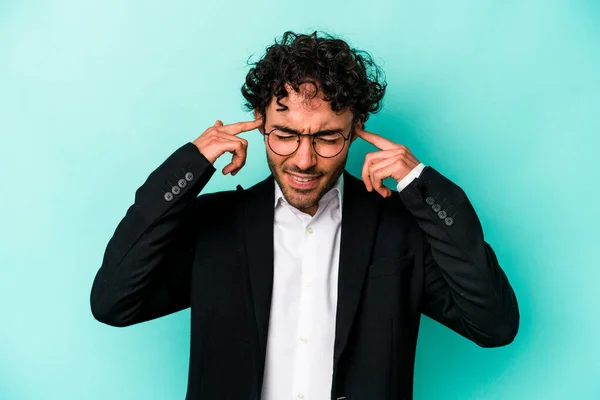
[220, 119, 263, 135]
[356, 128, 396, 150]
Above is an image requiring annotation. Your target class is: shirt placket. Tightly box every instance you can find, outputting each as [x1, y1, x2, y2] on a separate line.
[292, 215, 316, 400]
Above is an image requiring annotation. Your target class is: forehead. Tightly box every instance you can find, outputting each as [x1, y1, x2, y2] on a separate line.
[266, 83, 353, 131]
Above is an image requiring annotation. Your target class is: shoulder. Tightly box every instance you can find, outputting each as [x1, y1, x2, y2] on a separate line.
[193, 174, 274, 213]
[345, 171, 412, 214]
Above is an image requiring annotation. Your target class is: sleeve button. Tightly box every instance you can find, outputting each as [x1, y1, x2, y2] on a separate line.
[426, 196, 435, 205]
[432, 204, 441, 212]
[178, 178, 187, 188]
[438, 210, 447, 219]
[444, 217, 454, 226]
[164, 192, 174, 202]
[171, 186, 181, 195]
[185, 172, 194, 182]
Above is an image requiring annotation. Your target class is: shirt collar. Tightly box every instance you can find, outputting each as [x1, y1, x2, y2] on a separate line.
[274, 173, 344, 215]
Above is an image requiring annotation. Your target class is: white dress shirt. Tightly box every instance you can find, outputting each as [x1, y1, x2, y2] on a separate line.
[260, 163, 425, 400]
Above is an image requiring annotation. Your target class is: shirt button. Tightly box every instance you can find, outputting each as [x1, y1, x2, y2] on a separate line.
[306, 226, 313, 234]
[297, 394, 305, 399]
[300, 337, 308, 343]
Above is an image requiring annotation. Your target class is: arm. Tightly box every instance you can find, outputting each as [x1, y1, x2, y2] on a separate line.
[355, 125, 519, 347]
[90, 142, 215, 327]
[398, 166, 519, 347]
[90, 119, 260, 327]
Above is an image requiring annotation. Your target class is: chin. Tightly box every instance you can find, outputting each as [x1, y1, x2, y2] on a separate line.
[267, 153, 347, 211]
[289, 195, 320, 210]
[282, 185, 321, 208]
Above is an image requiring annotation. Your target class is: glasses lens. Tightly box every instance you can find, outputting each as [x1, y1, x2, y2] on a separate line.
[268, 130, 299, 156]
[267, 130, 346, 157]
[313, 133, 345, 157]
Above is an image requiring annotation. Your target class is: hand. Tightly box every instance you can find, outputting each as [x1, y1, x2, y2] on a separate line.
[193, 118, 262, 176]
[356, 127, 420, 198]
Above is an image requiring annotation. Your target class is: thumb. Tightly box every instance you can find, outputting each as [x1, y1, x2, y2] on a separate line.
[214, 119, 224, 127]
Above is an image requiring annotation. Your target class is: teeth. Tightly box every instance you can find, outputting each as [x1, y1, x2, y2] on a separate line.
[290, 175, 316, 182]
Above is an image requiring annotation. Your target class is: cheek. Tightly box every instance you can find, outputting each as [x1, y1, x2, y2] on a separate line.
[266, 150, 289, 171]
[323, 154, 348, 173]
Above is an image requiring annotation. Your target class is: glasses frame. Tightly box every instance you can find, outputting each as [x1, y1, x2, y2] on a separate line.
[263, 122, 355, 158]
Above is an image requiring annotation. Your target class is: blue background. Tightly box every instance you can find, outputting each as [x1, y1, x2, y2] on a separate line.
[1, 0, 599, 398]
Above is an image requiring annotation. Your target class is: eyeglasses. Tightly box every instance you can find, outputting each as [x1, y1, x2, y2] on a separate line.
[263, 127, 352, 158]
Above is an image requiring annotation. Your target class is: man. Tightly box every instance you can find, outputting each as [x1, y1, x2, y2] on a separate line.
[90, 31, 519, 399]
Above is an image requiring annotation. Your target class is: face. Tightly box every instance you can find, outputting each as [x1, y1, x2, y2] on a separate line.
[256, 83, 356, 216]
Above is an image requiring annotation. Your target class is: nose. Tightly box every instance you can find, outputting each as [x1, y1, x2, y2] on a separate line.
[291, 136, 317, 171]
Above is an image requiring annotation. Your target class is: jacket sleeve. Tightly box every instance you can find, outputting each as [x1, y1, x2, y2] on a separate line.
[90, 142, 216, 327]
[398, 166, 519, 347]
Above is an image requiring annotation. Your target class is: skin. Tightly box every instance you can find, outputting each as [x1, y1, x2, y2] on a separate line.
[255, 83, 355, 216]
[192, 82, 421, 216]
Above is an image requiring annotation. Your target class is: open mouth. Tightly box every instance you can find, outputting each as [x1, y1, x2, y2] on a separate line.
[290, 175, 318, 182]
[286, 172, 322, 189]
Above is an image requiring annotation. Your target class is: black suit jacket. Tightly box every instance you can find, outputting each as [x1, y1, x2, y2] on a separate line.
[90, 142, 519, 400]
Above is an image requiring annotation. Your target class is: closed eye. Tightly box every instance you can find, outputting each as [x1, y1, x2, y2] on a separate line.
[274, 133, 297, 141]
[314, 135, 342, 144]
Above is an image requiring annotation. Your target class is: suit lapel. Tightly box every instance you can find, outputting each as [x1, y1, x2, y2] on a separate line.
[235, 176, 275, 389]
[334, 171, 382, 367]
[235, 172, 381, 386]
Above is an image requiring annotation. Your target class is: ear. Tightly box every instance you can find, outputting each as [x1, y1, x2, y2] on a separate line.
[253, 109, 265, 134]
[351, 118, 364, 142]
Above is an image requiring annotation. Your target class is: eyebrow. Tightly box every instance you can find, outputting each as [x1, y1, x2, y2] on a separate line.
[272, 124, 344, 136]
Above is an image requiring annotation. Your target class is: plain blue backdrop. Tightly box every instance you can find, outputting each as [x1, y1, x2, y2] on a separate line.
[1, 0, 599, 398]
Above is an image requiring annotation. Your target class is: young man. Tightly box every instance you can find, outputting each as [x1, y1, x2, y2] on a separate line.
[91, 31, 519, 400]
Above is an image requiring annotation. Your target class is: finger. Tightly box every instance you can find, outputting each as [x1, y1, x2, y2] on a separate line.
[223, 153, 246, 175]
[222, 152, 245, 175]
[224, 156, 246, 175]
[406, 152, 420, 166]
[220, 118, 263, 136]
[214, 120, 224, 127]
[225, 149, 247, 175]
[356, 128, 397, 151]
[218, 139, 248, 175]
[361, 150, 400, 191]
[369, 161, 398, 198]
[213, 131, 249, 148]
[368, 158, 397, 197]
[202, 134, 247, 175]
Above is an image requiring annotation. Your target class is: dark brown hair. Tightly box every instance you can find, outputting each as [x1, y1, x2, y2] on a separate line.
[241, 31, 386, 125]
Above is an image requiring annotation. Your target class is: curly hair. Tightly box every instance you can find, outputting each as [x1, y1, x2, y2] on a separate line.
[241, 31, 386, 127]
